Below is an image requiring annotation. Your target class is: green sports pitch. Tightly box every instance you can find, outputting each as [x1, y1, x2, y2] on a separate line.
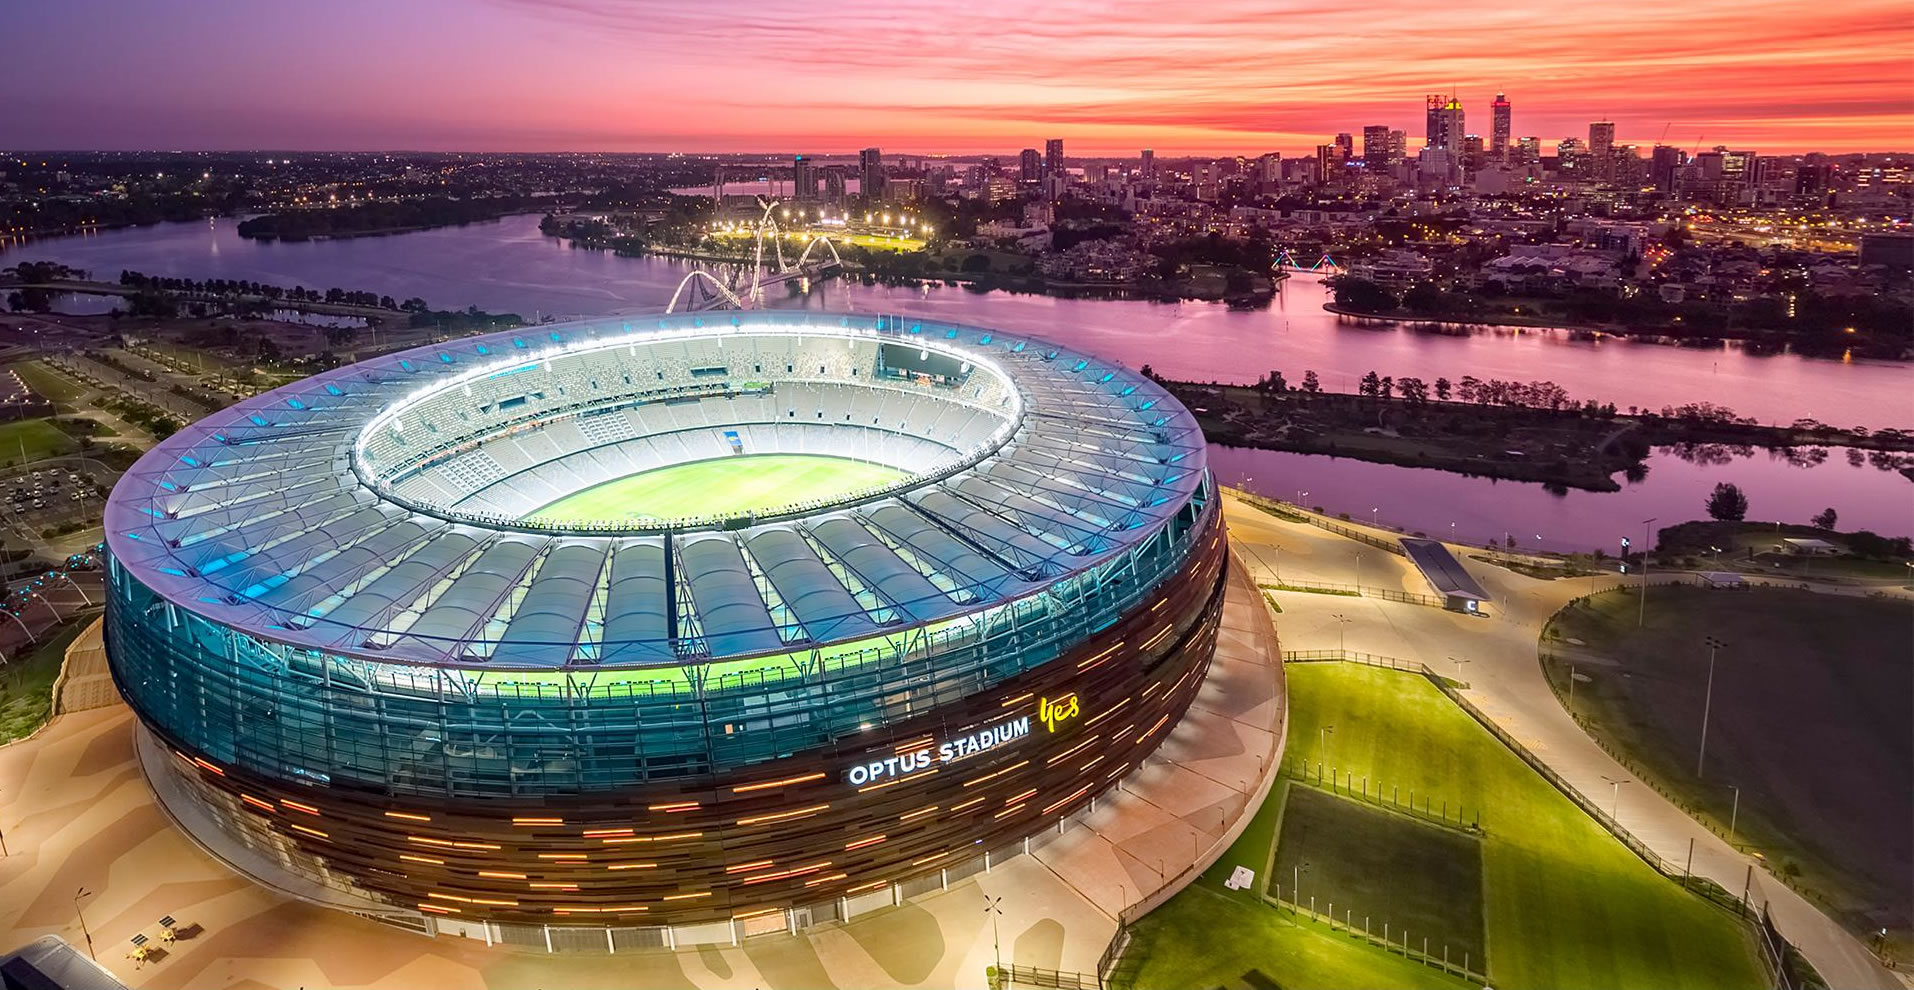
[525, 453, 907, 524]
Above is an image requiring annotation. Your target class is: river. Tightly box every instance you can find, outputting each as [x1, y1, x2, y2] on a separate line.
[7, 215, 1908, 546]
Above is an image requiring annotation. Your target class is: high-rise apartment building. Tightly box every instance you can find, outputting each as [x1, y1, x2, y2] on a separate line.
[1334, 133, 1354, 161]
[1650, 145, 1686, 191]
[1019, 149, 1041, 183]
[793, 154, 817, 200]
[859, 147, 885, 199]
[1589, 121, 1616, 179]
[1388, 130, 1407, 164]
[1140, 149, 1156, 181]
[1425, 95, 1445, 148]
[1044, 139, 1064, 177]
[1490, 92, 1512, 158]
[1362, 125, 1391, 165]
[823, 166, 847, 201]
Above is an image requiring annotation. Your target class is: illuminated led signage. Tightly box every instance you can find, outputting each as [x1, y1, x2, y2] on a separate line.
[845, 716, 1031, 786]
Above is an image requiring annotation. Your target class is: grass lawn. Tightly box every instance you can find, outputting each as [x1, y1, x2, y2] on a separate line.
[0, 419, 79, 468]
[1271, 786, 1485, 966]
[0, 620, 87, 743]
[1545, 586, 1914, 957]
[1132, 663, 1767, 990]
[527, 454, 907, 523]
[7, 361, 86, 403]
[1128, 886, 1472, 990]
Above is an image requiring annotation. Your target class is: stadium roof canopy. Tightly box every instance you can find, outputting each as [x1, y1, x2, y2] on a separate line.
[105, 312, 1208, 671]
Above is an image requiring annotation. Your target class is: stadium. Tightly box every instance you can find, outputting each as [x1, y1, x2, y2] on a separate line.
[103, 310, 1225, 944]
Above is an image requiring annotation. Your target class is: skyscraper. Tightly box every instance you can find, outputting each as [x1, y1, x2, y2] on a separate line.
[859, 147, 885, 199]
[1140, 149, 1156, 182]
[1425, 95, 1445, 148]
[1334, 133, 1354, 161]
[1362, 125, 1394, 166]
[1019, 149, 1041, 183]
[1514, 137, 1541, 166]
[1388, 130, 1407, 164]
[1490, 92, 1512, 158]
[1044, 139, 1064, 177]
[1589, 121, 1616, 180]
[793, 154, 817, 201]
[1439, 98, 1466, 152]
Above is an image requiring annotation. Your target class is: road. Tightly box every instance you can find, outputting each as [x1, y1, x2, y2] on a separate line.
[1221, 495, 1899, 990]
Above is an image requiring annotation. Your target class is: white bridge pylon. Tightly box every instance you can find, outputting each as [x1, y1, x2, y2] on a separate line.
[667, 197, 845, 313]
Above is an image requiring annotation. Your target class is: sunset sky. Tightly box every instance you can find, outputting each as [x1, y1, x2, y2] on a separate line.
[6, 0, 1911, 154]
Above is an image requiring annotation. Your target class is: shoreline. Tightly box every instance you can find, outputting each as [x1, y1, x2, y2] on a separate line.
[1321, 302, 1909, 360]
[1163, 378, 1913, 494]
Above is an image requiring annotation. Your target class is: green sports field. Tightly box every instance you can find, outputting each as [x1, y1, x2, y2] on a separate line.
[1130, 662, 1769, 990]
[526, 454, 907, 524]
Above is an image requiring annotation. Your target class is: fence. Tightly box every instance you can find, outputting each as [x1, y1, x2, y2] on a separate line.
[1261, 885, 1491, 985]
[1286, 762, 1482, 832]
[997, 963, 1101, 990]
[1281, 648, 1797, 990]
[1260, 580, 1447, 608]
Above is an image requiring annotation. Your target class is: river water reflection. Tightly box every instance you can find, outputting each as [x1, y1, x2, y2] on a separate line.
[8, 215, 1908, 543]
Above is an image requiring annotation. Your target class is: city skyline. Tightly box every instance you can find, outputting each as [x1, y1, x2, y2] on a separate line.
[4, 0, 1911, 155]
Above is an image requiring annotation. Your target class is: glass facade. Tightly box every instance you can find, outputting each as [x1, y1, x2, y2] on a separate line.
[108, 476, 1214, 800]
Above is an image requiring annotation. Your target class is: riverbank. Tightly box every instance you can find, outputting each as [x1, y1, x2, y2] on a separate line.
[1323, 303, 1912, 361]
[565, 235, 1280, 305]
[1163, 379, 1913, 493]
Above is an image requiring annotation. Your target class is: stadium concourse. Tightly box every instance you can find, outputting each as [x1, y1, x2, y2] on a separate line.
[12, 307, 1290, 986]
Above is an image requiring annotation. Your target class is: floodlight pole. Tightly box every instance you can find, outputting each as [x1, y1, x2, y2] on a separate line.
[1697, 636, 1725, 777]
[1637, 517, 1656, 627]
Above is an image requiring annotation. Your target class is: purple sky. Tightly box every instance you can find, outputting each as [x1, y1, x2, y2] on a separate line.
[5, 0, 1911, 153]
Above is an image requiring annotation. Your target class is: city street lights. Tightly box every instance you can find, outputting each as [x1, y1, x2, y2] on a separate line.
[1697, 636, 1727, 777]
[1637, 517, 1657, 628]
[1602, 775, 1630, 820]
[1727, 783, 1741, 848]
[1370, 506, 1379, 529]
[1354, 551, 1364, 591]
[1295, 489, 1309, 507]
[73, 887, 95, 959]
[1329, 613, 1351, 655]
[983, 894, 1003, 971]
[1449, 656, 1470, 685]
[1319, 724, 1334, 776]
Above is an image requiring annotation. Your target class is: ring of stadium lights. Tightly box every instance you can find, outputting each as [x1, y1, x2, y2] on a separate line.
[349, 322, 1027, 536]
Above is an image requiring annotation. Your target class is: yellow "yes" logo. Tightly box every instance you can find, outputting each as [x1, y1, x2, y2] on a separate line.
[1038, 694, 1080, 732]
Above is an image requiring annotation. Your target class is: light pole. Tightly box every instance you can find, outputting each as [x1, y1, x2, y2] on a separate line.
[1354, 551, 1364, 591]
[1637, 517, 1657, 628]
[1370, 506, 1379, 529]
[1449, 656, 1470, 686]
[1295, 489, 1309, 509]
[1697, 636, 1726, 777]
[1319, 725, 1334, 777]
[74, 887, 95, 960]
[983, 893, 1003, 972]
[1329, 613, 1351, 655]
[1602, 775, 1630, 820]
[1727, 784, 1741, 848]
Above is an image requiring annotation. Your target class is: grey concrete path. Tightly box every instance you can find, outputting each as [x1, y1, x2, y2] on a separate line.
[1224, 496, 1899, 990]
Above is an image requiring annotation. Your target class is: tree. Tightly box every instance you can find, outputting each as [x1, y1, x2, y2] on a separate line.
[1301, 370, 1320, 394]
[1265, 370, 1288, 392]
[1705, 482, 1749, 522]
[1811, 507, 1838, 531]
[1358, 371, 1381, 397]
[1397, 376, 1428, 404]
[1434, 377, 1452, 401]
